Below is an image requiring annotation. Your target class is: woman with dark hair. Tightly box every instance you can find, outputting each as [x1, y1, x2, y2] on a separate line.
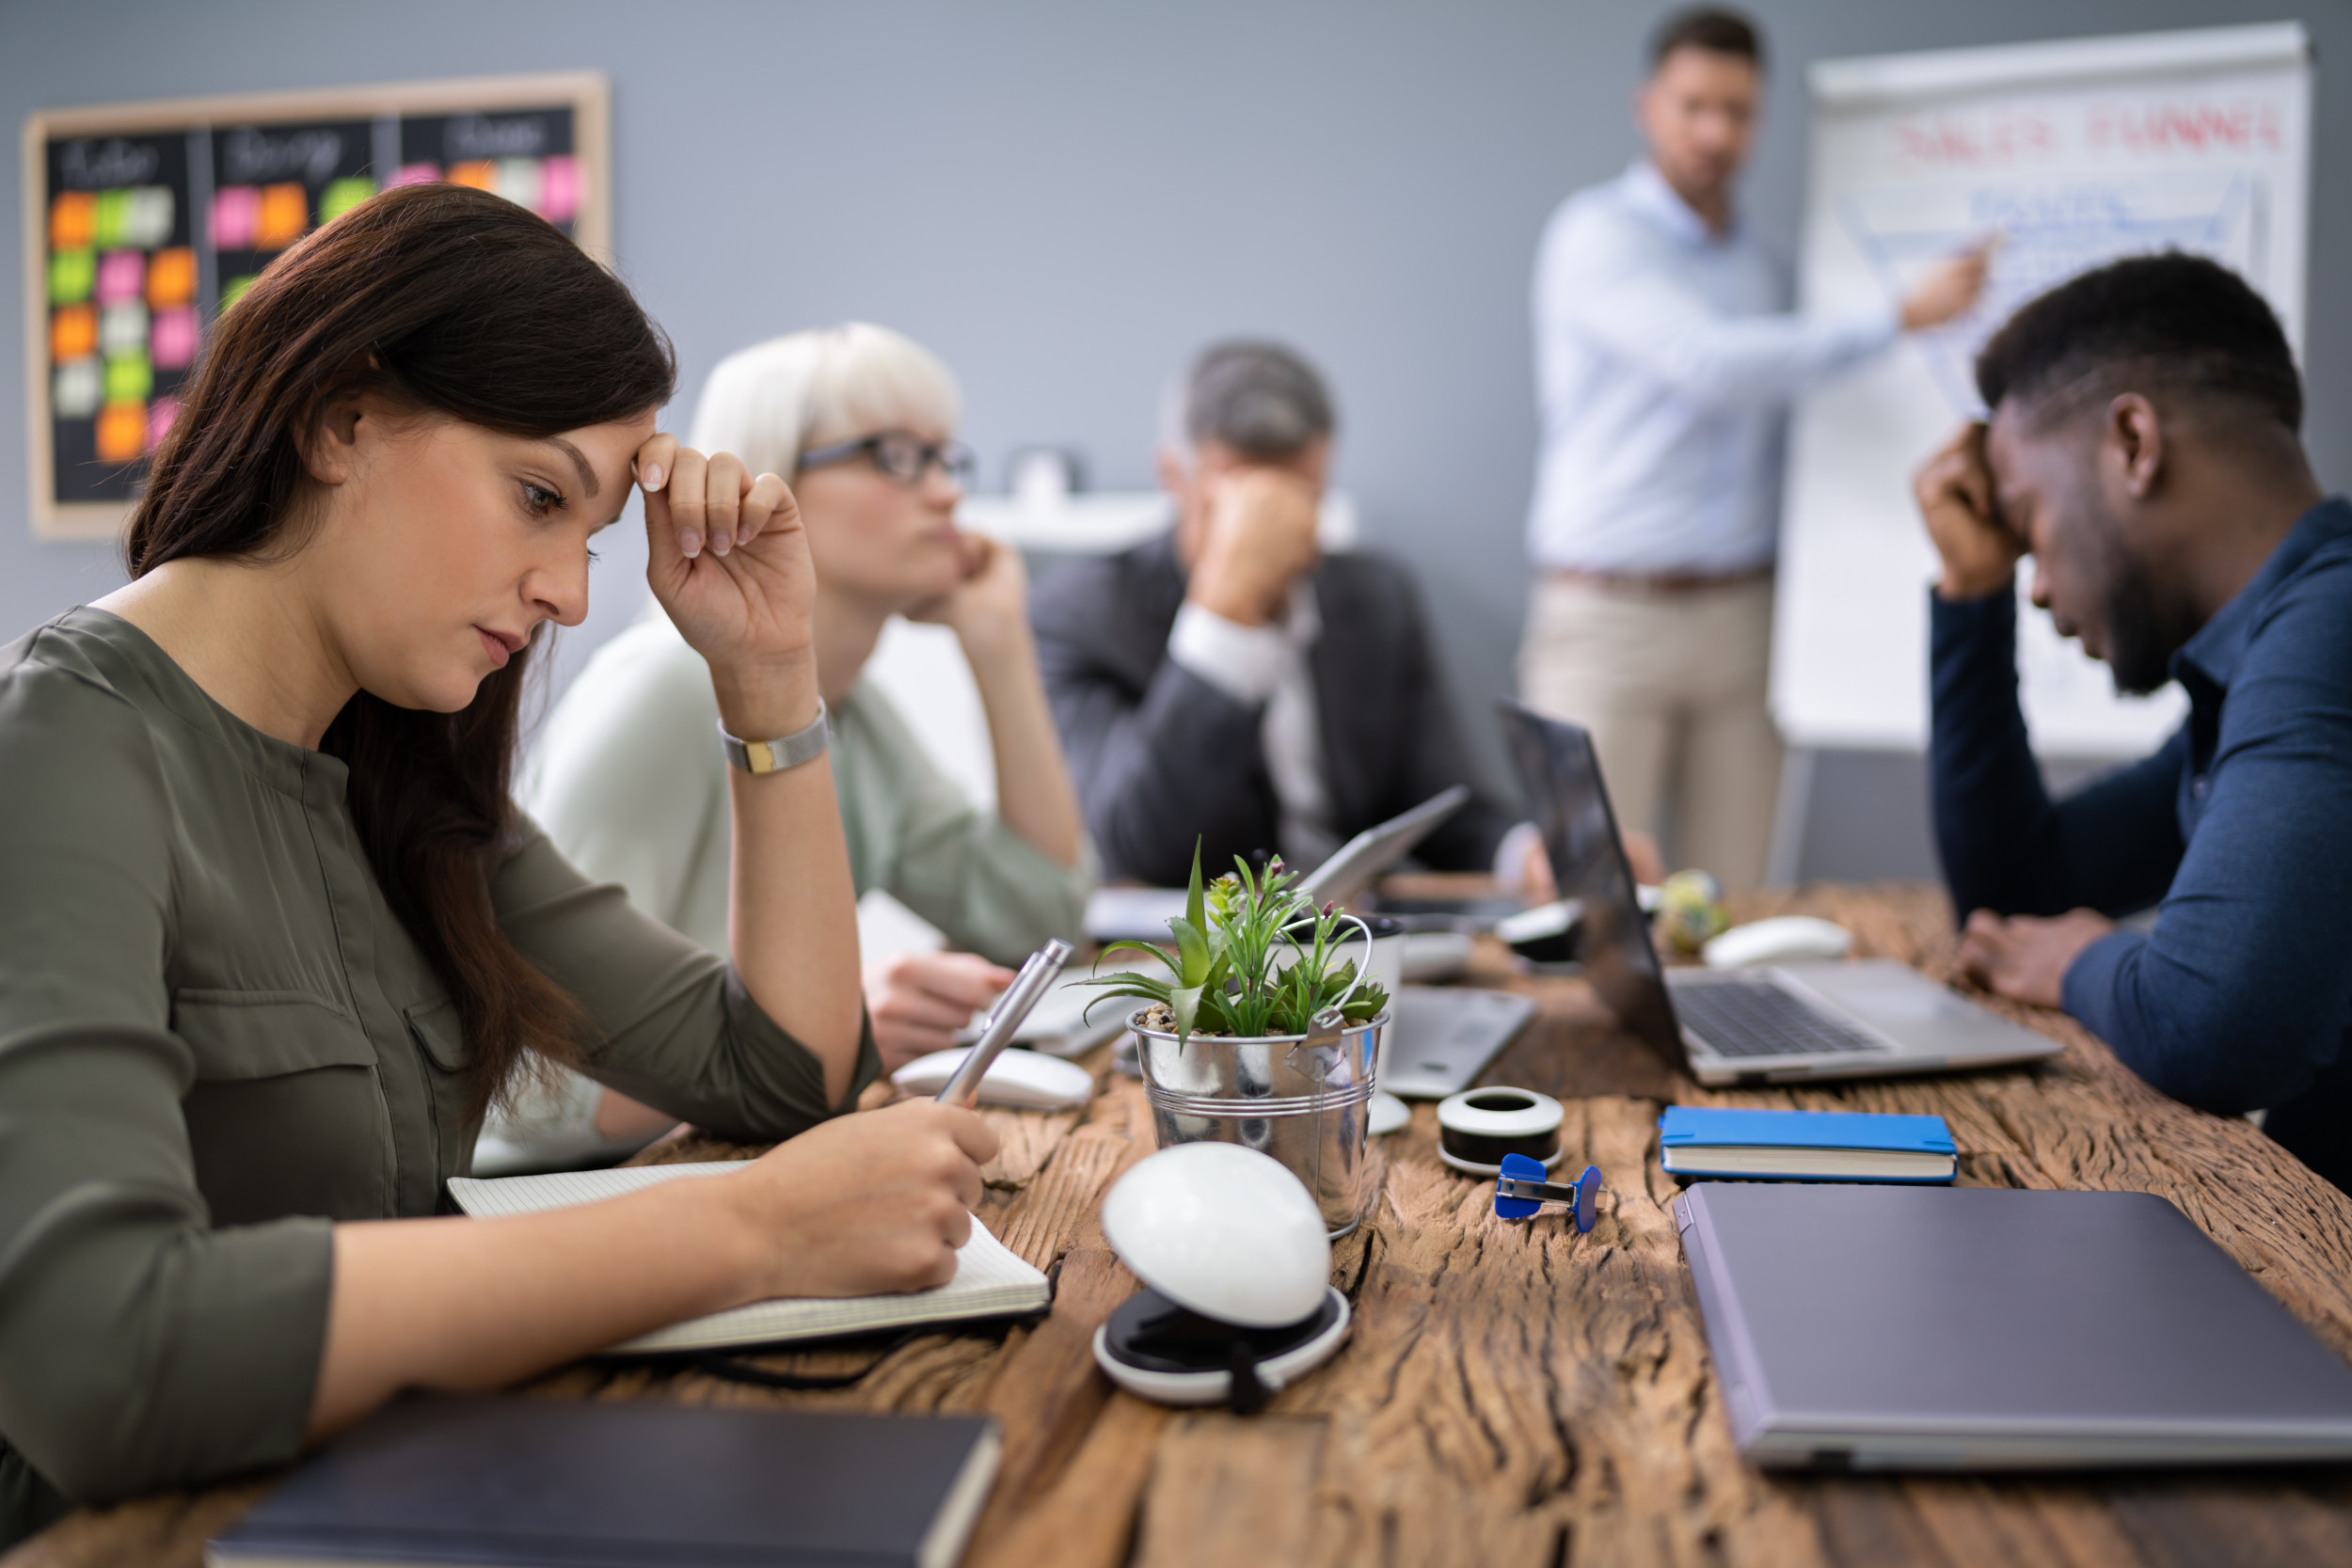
[0, 183, 995, 1540]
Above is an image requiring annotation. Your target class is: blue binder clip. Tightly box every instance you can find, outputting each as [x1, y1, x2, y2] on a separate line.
[1494, 1153, 1602, 1232]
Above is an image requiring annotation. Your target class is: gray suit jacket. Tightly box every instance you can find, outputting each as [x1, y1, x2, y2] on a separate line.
[1029, 533, 1516, 885]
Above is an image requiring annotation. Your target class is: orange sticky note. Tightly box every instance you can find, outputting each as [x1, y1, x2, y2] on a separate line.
[257, 182, 309, 249]
[50, 192, 97, 251]
[146, 246, 197, 309]
[50, 305, 97, 364]
[448, 161, 496, 192]
[96, 401, 147, 464]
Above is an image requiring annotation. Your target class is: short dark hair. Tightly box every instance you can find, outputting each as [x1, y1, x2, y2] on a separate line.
[1974, 252, 2301, 434]
[1649, 8, 1762, 72]
[1184, 340, 1334, 461]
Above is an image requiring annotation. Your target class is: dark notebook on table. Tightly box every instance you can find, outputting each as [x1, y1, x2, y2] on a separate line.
[207, 1393, 1001, 1568]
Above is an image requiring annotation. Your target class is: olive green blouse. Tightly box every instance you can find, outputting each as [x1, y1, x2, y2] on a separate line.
[0, 609, 877, 1539]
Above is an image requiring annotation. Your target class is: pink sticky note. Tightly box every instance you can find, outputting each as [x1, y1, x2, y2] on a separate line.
[150, 307, 199, 370]
[145, 396, 181, 454]
[212, 185, 261, 249]
[95, 250, 145, 307]
[537, 155, 580, 223]
[389, 162, 440, 187]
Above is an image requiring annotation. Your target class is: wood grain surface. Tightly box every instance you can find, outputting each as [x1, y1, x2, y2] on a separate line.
[13, 883, 2352, 1568]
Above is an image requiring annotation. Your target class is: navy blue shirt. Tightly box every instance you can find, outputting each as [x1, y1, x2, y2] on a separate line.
[1930, 498, 2352, 1192]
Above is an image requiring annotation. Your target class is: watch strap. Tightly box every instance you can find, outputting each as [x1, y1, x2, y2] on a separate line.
[719, 700, 829, 774]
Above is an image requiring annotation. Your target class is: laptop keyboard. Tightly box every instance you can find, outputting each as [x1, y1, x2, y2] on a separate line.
[1669, 974, 1888, 1059]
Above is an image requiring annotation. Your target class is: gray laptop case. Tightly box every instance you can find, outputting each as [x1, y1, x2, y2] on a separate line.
[1675, 1182, 2352, 1469]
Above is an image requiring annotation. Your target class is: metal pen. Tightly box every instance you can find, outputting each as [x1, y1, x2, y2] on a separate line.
[934, 938, 1076, 1107]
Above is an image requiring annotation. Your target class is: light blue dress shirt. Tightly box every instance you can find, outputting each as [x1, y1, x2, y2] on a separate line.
[1525, 162, 1899, 575]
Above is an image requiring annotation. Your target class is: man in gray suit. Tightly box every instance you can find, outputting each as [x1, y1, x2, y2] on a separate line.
[1031, 340, 1539, 888]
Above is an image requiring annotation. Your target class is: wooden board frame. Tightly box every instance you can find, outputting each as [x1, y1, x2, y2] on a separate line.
[23, 71, 610, 543]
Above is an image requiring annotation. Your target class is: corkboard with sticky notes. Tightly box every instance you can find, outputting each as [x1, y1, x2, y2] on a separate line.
[22, 72, 609, 541]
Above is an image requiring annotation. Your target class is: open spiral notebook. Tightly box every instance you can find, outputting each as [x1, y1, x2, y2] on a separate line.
[446, 1162, 1051, 1354]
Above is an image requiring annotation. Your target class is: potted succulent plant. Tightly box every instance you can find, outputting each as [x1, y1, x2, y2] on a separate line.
[1083, 847, 1389, 1237]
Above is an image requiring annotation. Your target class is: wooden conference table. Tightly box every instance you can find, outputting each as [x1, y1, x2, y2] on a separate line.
[15, 881, 2352, 1568]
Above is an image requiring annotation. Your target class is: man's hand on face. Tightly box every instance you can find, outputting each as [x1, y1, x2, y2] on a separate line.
[1914, 422, 2029, 601]
[1954, 908, 2115, 1009]
[1185, 467, 1321, 627]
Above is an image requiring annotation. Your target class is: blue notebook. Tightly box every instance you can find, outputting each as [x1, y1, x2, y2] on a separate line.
[1659, 1106, 1957, 1183]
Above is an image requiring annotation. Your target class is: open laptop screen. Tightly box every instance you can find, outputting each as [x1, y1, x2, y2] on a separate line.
[1299, 784, 1469, 910]
[1496, 701, 1687, 1070]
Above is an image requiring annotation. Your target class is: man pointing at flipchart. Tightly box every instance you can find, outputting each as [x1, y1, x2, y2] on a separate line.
[1518, 7, 1987, 889]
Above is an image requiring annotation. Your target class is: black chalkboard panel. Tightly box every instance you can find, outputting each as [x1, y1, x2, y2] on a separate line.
[42, 129, 198, 506]
[24, 73, 607, 540]
[394, 106, 581, 237]
[209, 119, 377, 316]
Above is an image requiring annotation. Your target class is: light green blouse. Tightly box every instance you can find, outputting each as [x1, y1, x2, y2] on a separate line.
[0, 610, 877, 1540]
[519, 613, 1095, 968]
[487, 613, 1092, 1167]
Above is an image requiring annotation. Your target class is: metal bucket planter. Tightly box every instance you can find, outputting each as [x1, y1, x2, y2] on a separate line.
[1128, 1006, 1387, 1238]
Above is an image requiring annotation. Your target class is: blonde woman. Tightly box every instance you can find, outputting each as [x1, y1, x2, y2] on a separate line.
[493, 325, 1094, 1165]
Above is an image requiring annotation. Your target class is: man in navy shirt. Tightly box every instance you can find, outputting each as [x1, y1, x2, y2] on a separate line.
[1915, 253, 2352, 1192]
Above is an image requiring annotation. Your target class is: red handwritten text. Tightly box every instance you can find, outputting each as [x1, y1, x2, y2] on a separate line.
[1887, 107, 2059, 170]
[2085, 98, 2283, 156]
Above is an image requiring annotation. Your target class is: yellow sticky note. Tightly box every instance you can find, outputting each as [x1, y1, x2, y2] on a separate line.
[103, 352, 152, 404]
[49, 249, 95, 306]
[318, 177, 375, 226]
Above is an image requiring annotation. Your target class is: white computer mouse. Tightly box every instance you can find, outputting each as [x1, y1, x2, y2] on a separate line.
[1399, 931, 1474, 984]
[1702, 914, 1854, 969]
[1099, 1144, 1332, 1327]
[890, 1047, 1096, 1111]
[1494, 899, 1579, 946]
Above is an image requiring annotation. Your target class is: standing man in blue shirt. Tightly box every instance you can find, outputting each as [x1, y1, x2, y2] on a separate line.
[1519, 7, 1984, 888]
[1916, 253, 2352, 1193]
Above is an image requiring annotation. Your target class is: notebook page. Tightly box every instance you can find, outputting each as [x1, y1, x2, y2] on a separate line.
[447, 1164, 1050, 1353]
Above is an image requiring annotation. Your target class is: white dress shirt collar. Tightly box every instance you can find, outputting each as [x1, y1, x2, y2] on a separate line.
[1621, 160, 1731, 247]
[1165, 579, 1338, 870]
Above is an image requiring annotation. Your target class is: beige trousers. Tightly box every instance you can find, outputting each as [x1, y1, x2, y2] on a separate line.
[1517, 574, 1782, 891]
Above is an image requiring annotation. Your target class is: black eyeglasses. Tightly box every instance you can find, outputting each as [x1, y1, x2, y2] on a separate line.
[798, 431, 976, 487]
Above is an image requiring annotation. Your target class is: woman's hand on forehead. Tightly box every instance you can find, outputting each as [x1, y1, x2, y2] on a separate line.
[634, 432, 820, 681]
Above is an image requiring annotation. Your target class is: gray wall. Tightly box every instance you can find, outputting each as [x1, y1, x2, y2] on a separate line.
[5, 1, 2344, 878]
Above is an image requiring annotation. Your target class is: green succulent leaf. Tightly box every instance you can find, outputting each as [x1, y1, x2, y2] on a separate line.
[1184, 842, 1206, 942]
[1169, 984, 1207, 1045]
[1167, 917, 1214, 986]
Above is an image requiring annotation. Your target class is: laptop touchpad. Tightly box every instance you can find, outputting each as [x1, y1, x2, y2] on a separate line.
[1781, 961, 1970, 1023]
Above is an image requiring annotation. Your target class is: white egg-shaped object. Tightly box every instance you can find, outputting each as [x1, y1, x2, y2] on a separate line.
[1099, 1144, 1332, 1327]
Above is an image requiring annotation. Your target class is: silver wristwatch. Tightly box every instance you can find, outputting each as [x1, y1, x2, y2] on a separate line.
[718, 701, 830, 774]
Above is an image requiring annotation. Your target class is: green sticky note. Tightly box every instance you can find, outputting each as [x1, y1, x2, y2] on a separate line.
[92, 189, 131, 249]
[103, 351, 152, 404]
[49, 248, 95, 305]
[317, 177, 375, 225]
[217, 275, 259, 313]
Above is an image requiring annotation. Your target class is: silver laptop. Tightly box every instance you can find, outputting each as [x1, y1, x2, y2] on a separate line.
[1497, 702, 2060, 1085]
[1677, 1182, 2352, 1468]
[1083, 784, 1472, 943]
[1088, 785, 1535, 1093]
